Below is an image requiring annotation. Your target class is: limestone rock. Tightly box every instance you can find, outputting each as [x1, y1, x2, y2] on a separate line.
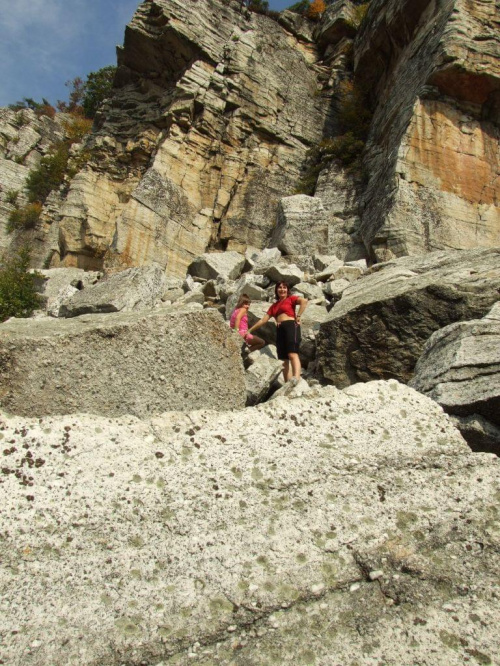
[270, 195, 328, 255]
[409, 303, 500, 453]
[0, 308, 245, 417]
[32, 268, 102, 316]
[58, 265, 168, 317]
[41, 0, 331, 273]
[265, 263, 304, 286]
[3, 382, 497, 665]
[252, 247, 283, 275]
[245, 351, 283, 406]
[355, 0, 500, 261]
[316, 248, 500, 387]
[188, 251, 246, 282]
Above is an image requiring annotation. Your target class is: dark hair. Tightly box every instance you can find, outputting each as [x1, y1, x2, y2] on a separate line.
[274, 281, 290, 299]
[236, 293, 251, 308]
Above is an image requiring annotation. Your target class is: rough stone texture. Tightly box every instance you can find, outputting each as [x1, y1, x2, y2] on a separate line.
[58, 265, 168, 317]
[355, 0, 500, 262]
[0, 308, 245, 417]
[244, 350, 283, 406]
[314, 162, 367, 262]
[0, 381, 499, 665]
[0, 108, 67, 259]
[264, 263, 304, 286]
[32, 268, 102, 316]
[409, 303, 500, 453]
[188, 251, 245, 282]
[270, 195, 328, 255]
[316, 248, 500, 387]
[34, 0, 331, 275]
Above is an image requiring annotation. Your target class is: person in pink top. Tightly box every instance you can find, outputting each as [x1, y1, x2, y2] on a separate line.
[230, 294, 265, 353]
[247, 281, 308, 384]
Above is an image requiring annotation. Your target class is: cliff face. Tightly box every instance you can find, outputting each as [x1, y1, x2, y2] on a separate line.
[50, 0, 331, 275]
[355, 0, 500, 261]
[0, 0, 498, 273]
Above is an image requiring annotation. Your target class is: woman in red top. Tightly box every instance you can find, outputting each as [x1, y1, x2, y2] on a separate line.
[247, 281, 308, 384]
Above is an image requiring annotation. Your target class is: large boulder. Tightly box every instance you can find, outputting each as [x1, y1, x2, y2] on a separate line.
[316, 248, 500, 387]
[0, 307, 246, 417]
[58, 266, 167, 318]
[410, 303, 500, 454]
[1, 381, 499, 664]
[188, 251, 246, 282]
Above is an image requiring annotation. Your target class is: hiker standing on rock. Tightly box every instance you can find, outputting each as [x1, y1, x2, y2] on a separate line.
[247, 281, 307, 384]
[230, 294, 266, 353]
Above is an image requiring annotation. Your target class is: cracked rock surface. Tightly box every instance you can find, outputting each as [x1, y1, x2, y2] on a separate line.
[0, 380, 498, 665]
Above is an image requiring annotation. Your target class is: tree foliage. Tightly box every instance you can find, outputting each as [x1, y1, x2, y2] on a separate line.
[0, 247, 42, 322]
[57, 66, 116, 119]
[307, 0, 326, 19]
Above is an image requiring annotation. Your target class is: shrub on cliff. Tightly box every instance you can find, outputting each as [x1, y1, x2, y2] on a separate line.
[0, 247, 42, 322]
[8, 98, 56, 119]
[7, 203, 42, 233]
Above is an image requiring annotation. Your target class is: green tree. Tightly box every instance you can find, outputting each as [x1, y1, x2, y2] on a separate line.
[82, 66, 116, 119]
[0, 247, 42, 322]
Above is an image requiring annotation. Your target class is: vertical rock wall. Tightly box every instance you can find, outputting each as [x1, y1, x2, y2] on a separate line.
[355, 0, 500, 261]
[53, 0, 331, 276]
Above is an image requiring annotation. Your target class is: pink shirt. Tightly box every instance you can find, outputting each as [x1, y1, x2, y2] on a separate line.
[230, 307, 249, 334]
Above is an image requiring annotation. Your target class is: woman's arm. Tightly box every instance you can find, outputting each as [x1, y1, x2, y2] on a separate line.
[247, 314, 270, 334]
[295, 297, 308, 323]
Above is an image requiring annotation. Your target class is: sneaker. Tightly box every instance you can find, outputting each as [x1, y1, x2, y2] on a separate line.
[289, 377, 299, 387]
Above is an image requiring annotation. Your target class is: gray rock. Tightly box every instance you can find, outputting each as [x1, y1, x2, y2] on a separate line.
[252, 248, 283, 275]
[317, 248, 500, 387]
[449, 414, 500, 456]
[323, 278, 350, 300]
[0, 308, 246, 417]
[313, 254, 343, 271]
[247, 302, 277, 343]
[58, 266, 167, 318]
[293, 282, 325, 301]
[409, 303, 500, 453]
[245, 351, 283, 406]
[0, 381, 499, 665]
[32, 268, 102, 317]
[270, 195, 328, 255]
[188, 251, 246, 282]
[265, 263, 304, 287]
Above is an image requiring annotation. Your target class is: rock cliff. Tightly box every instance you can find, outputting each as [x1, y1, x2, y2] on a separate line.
[1, 0, 498, 273]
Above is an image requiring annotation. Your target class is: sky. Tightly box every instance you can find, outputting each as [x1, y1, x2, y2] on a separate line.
[0, 0, 293, 109]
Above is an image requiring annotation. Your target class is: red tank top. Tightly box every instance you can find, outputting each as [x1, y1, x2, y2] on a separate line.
[267, 295, 299, 319]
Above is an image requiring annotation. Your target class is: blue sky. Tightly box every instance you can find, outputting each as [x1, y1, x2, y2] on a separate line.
[0, 0, 293, 108]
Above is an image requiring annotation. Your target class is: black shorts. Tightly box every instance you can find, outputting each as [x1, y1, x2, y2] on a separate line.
[276, 320, 301, 360]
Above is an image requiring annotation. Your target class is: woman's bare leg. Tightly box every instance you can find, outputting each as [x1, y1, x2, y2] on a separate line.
[288, 353, 301, 380]
[283, 360, 291, 382]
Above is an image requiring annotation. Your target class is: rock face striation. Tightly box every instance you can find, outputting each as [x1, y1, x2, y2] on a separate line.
[316, 248, 500, 387]
[1, 0, 498, 272]
[410, 302, 500, 454]
[355, 0, 500, 261]
[1, 381, 499, 665]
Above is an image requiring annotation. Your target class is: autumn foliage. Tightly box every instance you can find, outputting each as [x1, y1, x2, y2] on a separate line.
[307, 0, 326, 19]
